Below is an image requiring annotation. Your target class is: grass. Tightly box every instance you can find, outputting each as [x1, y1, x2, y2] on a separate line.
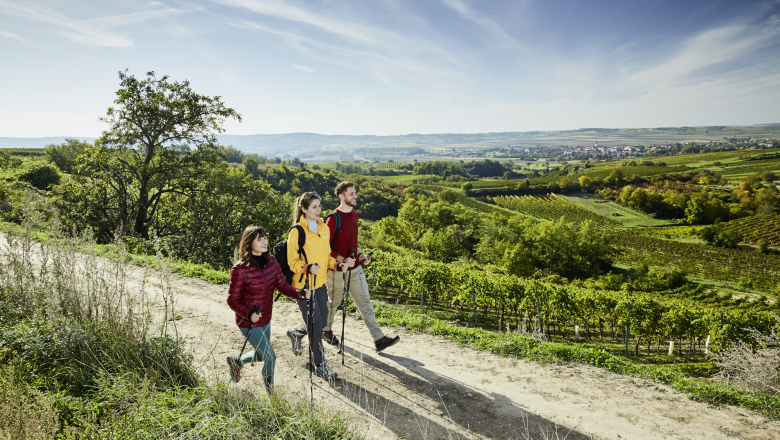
[369, 302, 780, 420]
[4, 219, 779, 423]
[375, 174, 435, 184]
[0, 221, 230, 284]
[561, 193, 672, 228]
[0, 221, 363, 439]
[654, 148, 780, 166]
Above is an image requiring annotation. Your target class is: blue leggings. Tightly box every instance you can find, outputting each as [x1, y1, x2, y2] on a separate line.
[237, 322, 276, 380]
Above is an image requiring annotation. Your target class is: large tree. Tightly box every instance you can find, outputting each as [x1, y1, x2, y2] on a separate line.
[95, 70, 241, 239]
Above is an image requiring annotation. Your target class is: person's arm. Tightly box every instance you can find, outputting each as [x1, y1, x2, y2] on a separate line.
[226, 266, 251, 319]
[328, 254, 340, 271]
[286, 227, 309, 275]
[273, 260, 303, 300]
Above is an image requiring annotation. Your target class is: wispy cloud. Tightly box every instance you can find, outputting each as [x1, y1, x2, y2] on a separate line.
[0, 30, 23, 41]
[231, 20, 463, 87]
[292, 64, 314, 73]
[0, 1, 183, 46]
[437, 0, 518, 46]
[619, 16, 780, 95]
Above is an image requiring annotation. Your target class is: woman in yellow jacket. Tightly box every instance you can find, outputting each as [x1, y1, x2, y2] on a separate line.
[286, 191, 346, 380]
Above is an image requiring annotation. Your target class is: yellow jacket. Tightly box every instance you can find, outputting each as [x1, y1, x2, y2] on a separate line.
[287, 215, 339, 289]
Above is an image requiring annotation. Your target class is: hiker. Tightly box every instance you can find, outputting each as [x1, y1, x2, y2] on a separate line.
[324, 181, 401, 352]
[286, 191, 346, 380]
[226, 226, 306, 392]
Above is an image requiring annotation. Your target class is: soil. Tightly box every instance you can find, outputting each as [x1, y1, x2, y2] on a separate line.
[9, 236, 780, 440]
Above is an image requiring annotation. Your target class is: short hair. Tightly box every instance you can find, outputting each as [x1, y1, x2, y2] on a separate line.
[335, 181, 355, 198]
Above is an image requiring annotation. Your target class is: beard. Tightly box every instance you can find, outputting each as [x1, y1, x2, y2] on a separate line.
[345, 198, 357, 207]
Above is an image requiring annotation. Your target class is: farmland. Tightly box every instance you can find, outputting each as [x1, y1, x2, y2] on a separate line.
[3, 118, 780, 437]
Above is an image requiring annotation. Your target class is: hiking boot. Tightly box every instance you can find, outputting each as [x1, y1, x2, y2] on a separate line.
[315, 361, 338, 381]
[287, 329, 303, 356]
[227, 356, 242, 383]
[264, 376, 275, 395]
[375, 335, 400, 352]
[324, 330, 340, 346]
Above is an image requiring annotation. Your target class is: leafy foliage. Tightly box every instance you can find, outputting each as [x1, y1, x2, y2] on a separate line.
[94, 70, 241, 239]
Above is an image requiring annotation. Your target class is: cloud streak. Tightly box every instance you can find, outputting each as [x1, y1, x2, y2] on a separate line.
[218, 0, 465, 87]
[292, 64, 314, 73]
[0, 30, 23, 41]
[620, 16, 780, 95]
[231, 19, 464, 87]
[0, 1, 183, 46]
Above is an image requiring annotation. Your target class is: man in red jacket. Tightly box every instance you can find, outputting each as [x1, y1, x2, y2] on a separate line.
[323, 181, 400, 352]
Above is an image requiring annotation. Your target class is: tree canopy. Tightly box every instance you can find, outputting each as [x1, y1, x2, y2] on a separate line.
[94, 70, 241, 239]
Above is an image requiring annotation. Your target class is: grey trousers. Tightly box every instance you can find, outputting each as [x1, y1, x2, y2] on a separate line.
[324, 265, 384, 342]
[289, 284, 329, 366]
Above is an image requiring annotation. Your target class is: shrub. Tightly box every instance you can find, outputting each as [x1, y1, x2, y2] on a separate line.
[715, 322, 780, 395]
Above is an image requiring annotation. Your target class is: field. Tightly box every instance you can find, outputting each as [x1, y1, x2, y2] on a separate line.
[4, 128, 780, 438]
[6, 231, 777, 438]
[492, 193, 620, 226]
[562, 193, 672, 228]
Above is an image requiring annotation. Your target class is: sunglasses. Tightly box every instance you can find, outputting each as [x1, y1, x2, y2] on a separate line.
[305, 191, 319, 197]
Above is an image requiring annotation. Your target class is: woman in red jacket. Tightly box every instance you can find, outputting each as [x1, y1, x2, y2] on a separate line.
[226, 225, 306, 392]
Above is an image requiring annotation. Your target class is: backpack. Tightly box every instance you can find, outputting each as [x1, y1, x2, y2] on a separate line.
[273, 225, 307, 286]
[325, 211, 342, 245]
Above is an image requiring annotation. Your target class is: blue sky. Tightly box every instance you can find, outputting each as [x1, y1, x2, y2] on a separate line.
[1, 0, 779, 137]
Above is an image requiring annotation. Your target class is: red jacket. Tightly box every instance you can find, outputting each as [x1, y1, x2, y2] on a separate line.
[227, 255, 300, 328]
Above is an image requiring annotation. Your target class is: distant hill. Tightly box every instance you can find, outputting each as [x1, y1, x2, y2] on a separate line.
[0, 137, 97, 149]
[217, 132, 526, 154]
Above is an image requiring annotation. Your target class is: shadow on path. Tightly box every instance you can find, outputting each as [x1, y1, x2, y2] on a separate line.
[326, 340, 593, 439]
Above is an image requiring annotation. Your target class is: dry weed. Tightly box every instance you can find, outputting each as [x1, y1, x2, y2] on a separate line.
[715, 320, 780, 395]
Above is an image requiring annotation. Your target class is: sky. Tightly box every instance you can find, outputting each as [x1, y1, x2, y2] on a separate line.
[1, 0, 779, 138]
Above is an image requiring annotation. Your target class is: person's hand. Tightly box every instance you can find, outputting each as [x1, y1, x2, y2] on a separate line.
[339, 262, 349, 273]
[248, 306, 262, 323]
[360, 254, 371, 266]
[307, 264, 320, 275]
[345, 257, 356, 267]
[303, 289, 312, 300]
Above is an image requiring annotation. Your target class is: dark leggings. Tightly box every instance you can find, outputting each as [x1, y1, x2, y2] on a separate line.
[290, 284, 329, 366]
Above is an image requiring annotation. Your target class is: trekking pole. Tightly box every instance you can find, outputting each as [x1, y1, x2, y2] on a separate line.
[339, 249, 355, 364]
[307, 268, 317, 410]
[237, 306, 262, 361]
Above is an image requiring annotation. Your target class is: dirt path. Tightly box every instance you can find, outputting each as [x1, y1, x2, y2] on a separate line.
[10, 236, 780, 439]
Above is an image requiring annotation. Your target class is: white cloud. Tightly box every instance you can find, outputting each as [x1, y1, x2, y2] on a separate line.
[219, 0, 464, 87]
[231, 20, 463, 87]
[0, 30, 23, 41]
[619, 18, 780, 95]
[0, 1, 183, 47]
[292, 64, 314, 73]
[437, 0, 519, 47]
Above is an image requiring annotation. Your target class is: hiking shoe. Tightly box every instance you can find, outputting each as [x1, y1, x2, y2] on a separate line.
[227, 356, 242, 383]
[375, 335, 400, 352]
[315, 361, 338, 381]
[324, 330, 340, 346]
[264, 376, 275, 395]
[287, 329, 303, 356]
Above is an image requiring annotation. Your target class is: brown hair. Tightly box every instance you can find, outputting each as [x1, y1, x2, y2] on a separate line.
[238, 226, 268, 266]
[334, 181, 355, 198]
[293, 192, 321, 225]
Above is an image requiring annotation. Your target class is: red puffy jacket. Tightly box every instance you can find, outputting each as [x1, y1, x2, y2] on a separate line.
[227, 255, 300, 328]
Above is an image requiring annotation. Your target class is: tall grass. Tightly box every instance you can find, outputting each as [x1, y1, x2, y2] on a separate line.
[0, 216, 362, 439]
